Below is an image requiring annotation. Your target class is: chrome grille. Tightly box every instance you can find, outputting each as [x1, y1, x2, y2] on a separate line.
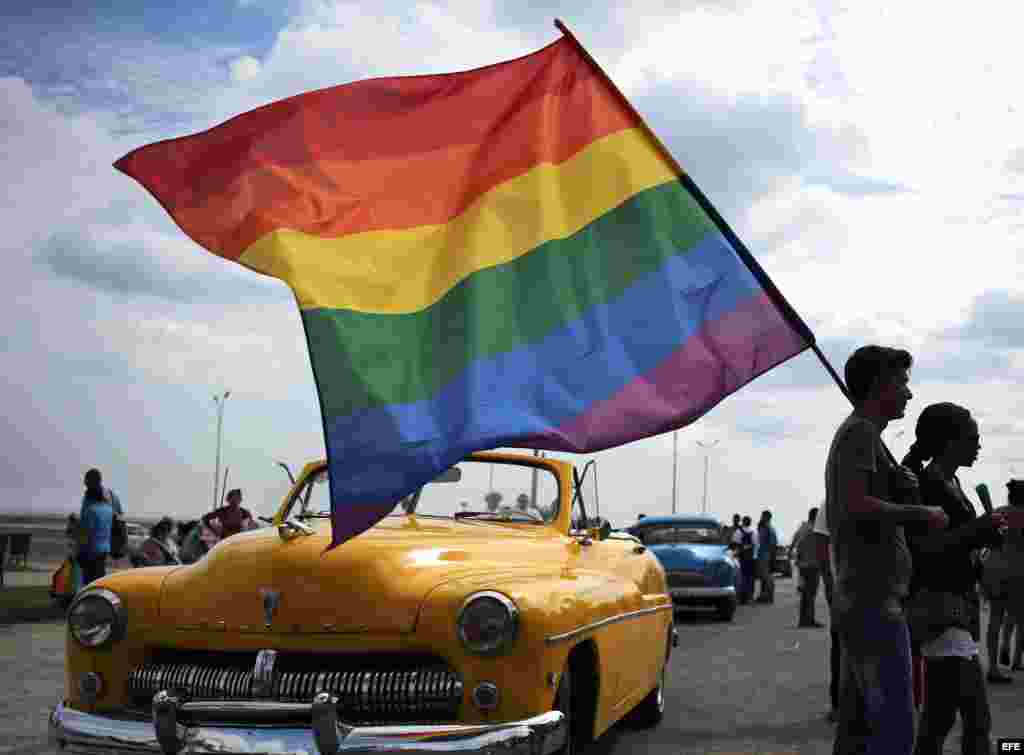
[128, 661, 462, 722]
[129, 665, 255, 700]
[277, 668, 460, 716]
[666, 570, 708, 588]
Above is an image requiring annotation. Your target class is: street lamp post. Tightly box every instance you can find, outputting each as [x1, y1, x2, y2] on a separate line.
[672, 431, 679, 515]
[696, 439, 720, 515]
[212, 390, 231, 510]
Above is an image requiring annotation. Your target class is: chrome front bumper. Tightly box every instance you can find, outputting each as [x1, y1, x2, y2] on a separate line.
[669, 585, 736, 600]
[50, 692, 567, 755]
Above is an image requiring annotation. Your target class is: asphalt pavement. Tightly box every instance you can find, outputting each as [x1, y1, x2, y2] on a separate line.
[2, 578, 1022, 754]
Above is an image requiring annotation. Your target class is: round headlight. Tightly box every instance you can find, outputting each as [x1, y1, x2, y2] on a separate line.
[68, 589, 126, 648]
[457, 591, 518, 655]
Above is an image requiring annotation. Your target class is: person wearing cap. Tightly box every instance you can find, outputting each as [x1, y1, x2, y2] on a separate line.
[202, 488, 254, 539]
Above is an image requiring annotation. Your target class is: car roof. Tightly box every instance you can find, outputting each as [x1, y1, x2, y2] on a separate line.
[631, 515, 722, 528]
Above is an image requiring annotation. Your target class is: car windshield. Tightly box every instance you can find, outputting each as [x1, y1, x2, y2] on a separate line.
[640, 525, 723, 545]
[289, 459, 560, 524]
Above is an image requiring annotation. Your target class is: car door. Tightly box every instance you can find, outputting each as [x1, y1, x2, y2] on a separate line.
[566, 495, 660, 711]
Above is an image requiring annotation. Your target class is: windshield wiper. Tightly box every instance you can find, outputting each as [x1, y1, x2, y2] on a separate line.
[454, 510, 543, 523]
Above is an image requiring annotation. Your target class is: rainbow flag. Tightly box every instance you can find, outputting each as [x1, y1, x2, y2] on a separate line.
[115, 34, 810, 547]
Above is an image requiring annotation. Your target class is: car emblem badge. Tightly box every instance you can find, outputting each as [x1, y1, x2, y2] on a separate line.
[260, 588, 281, 627]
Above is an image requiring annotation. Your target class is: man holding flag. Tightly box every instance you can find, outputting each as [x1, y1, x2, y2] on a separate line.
[825, 346, 950, 754]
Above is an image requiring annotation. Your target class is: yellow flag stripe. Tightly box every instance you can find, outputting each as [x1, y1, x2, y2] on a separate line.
[237, 127, 677, 315]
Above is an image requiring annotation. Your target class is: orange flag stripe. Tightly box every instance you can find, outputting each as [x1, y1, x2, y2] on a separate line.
[114, 38, 639, 261]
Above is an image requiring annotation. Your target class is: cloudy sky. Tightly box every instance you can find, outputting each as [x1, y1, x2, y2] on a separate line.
[3, 0, 1022, 541]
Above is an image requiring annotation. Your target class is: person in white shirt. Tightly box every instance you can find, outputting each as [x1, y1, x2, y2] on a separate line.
[810, 505, 839, 721]
[792, 507, 824, 627]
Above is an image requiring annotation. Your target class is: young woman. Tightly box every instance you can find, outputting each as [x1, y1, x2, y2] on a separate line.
[901, 403, 1015, 755]
[78, 470, 115, 585]
[134, 517, 181, 567]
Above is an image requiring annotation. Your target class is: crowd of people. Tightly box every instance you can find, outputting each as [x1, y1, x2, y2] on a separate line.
[808, 345, 1024, 755]
[54, 480, 259, 602]
[721, 511, 781, 606]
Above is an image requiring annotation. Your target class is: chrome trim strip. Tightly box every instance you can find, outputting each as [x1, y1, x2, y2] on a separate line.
[544, 603, 673, 645]
[670, 586, 736, 598]
[50, 700, 567, 755]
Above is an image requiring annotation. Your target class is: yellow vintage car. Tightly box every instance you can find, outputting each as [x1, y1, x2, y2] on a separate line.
[50, 451, 675, 754]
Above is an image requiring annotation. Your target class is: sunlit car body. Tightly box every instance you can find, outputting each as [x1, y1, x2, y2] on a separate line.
[51, 451, 675, 755]
[627, 515, 739, 621]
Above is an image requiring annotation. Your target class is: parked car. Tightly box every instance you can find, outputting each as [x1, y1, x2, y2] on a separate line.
[627, 515, 739, 621]
[774, 543, 793, 578]
[52, 451, 677, 755]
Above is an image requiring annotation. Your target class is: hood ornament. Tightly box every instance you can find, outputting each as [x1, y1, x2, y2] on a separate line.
[260, 588, 281, 627]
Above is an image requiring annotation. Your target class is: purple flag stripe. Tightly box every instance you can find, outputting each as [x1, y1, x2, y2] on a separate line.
[514, 291, 808, 451]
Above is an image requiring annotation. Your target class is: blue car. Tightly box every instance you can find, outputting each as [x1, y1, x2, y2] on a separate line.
[628, 515, 739, 621]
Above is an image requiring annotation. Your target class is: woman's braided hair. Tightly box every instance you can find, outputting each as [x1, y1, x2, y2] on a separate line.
[900, 402, 973, 477]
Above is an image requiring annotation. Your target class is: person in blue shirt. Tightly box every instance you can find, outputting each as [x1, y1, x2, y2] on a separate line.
[756, 509, 780, 604]
[736, 516, 758, 604]
[78, 468, 118, 585]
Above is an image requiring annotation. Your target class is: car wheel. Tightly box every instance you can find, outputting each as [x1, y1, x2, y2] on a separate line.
[553, 666, 577, 755]
[717, 598, 736, 622]
[626, 664, 665, 729]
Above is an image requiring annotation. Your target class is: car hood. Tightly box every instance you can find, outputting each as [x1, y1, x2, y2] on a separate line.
[648, 543, 729, 570]
[160, 517, 566, 634]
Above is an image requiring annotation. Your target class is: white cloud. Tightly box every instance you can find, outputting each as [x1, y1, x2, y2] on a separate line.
[110, 303, 312, 397]
[609, 0, 823, 101]
[264, 1, 536, 81]
[0, 77, 127, 252]
[822, 3, 1024, 190]
[229, 55, 263, 81]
